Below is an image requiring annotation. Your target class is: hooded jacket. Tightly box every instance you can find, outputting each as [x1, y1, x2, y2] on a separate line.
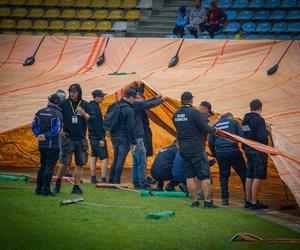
[87, 100, 105, 141]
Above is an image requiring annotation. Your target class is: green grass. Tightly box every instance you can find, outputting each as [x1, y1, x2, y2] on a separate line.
[0, 180, 299, 250]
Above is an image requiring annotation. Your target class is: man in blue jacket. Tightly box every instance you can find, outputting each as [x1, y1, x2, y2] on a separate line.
[109, 89, 137, 184]
[243, 99, 269, 210]
[173, 6, 189, 37]
[208, 112, 247, 206]
[88, 89, 108, 184]
[32, 94, 62, 196]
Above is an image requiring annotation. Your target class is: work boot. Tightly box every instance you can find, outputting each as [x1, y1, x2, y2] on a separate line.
[90, 175, 99, 184]
[244, 200, 251, 209]
[191, 201, 200, 208]
[54, 178, 61, 194]
[222, 199, 229, 206]
[100, 177, 108, 183]
[204, 201, 217, 209]
[250, 202, 269, 210]
[71, 185, 83, 195]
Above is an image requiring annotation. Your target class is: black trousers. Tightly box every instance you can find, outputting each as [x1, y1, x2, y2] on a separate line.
[199, 23, 221, 38]
[36, 147, 60, 193]
[173, 25, 185, 38]
[216, 151, 247, 200]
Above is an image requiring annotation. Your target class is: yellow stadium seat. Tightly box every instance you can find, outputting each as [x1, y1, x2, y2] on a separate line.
[92, 9, 108, 19]
[61, 9, 76, 19]
[36, 31, 49, 35]
[3, 31, 17, 34]
[0, 7, 11, 17]
[95, 20, 111, 30]
[74, 0, 91, 7]
[19, 31, 32, 35]
[25, 0, 43, 6]
[44, 9, 60, 18]
[42, 0, 59, 6]
[11, 7, 27, 17]
[32, 19, 48, 30]
[108, 9, 123, 19]
[0, 19, 16, 29]
[16, 19, 32, 29]
[124, 9, 140, 20]
[80, 20, 95, 30]
[65, 20, 80, 30]
[121, 0, 136, 8]
[0, 0, 10, 5]
[90, 0, 105, 8]
[48, 20, 64, 30]
[84, 32, 97, 37]
[76, 9, 92, 19]
[106, 0, 121, 8]
[9, 0, 26, 5]
[52, 32, 65, 35]
[69, 32, 81, 36]
[58, 0, 75, 7]
[28, 8, 44, 18]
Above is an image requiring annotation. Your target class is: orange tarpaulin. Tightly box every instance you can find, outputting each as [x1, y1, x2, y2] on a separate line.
[0, 35, 299, 205]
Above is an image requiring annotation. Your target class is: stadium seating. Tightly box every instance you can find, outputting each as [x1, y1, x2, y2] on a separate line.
[9, 0, 26, 6]
[106, 0, 121, 9]
[0, 0, 10, 5]
[90, 0, 106, 8]
[219, 0, 233, 8]
[214, 34, 227, 39]
[245, 35, 259, 40]
[0, 19, 16, 29]
[124, 10, 140, 20]
[80, 20, 96, 30]
[95, 21, 112, 31]
[165, 34, 177, 38]
[92, 10, 108, 19]
[65, 20, 80, 30]
[28, 9, 44, 18]
[226, 10, 237, 21]
[281, 0, 297, 8]
[264, 0, 280, 8]
[74, 0, 91, 8]
[233, 0, 248, 8]
[242, 22, 256, 33]
[272, 22, 288, 32]
[254, 10, 270, 20]
[0, 8, 11, 17]
[288, 23, 300, 32]
[256, 23, 272, 33]
[26, 0, 43, 6]
[112, 21, 127, 30]
[15, 19, 32, 29]
[84, 32, 97, 37]
[249, 0, 264, 8]
[198, 35, 211, 39]
[42, 0, 59, 6]
[286, 10, 300, 20]
[58, 0, 75, 7]
[32, 19, 48, 30]
[270, 10, 286, 20]
[61, 9, 76, 19]
[11, 8, 27, 18]
[44, 9, 61, 18]
[76, 9, 93, 19]
[237, 11, 253, 20]
[183, 34, 196, 39]
[48, 20, 64, 30]
[108, 10, 123, 19]
[122, 0, 137, 8]
[277, 34, 292, 40]
[224, 22, 240, 33]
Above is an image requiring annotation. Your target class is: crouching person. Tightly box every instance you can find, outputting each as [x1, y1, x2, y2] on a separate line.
[32, 94, 62, 196]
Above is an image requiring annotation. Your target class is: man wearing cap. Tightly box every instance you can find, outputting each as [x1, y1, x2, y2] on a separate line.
[88, 89, 109, 184]
[173, 6, 189, 38]
[109, 89, 137, 184]
[32, 94, 62, 196]
[208, 112, 247, 206]
[173, 92, 217, 208]
[54, 83, 94, 194]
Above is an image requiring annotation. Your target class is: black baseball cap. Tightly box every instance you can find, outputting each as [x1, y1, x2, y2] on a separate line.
[181, 91, 194, 101]
[200, 101, 213, 115]
[92, 89, 107, 98]
[48, 94, 61, 105]
[124, 89, 137, 98]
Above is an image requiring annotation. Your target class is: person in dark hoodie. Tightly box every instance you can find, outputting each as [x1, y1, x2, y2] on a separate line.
[131, 92, 165, 189]
[54, 84, 94, 194]
[32, 94, 62, 196]
[88, 89, 108, 184]
[208, 112, 247, 206]
[109, 89, 137, 184]
[243, 99, 269, 210]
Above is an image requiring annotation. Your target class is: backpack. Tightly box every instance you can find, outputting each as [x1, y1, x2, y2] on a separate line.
[103, 102, 121, 132]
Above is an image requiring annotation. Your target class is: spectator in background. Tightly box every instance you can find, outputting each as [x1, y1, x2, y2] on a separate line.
[185, 0, 207, 37]
[173, 6, 189, 38]
[200, 1, 227, 38]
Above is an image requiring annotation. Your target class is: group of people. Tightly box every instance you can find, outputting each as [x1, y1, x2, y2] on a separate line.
[32, 82, 269, 210]
[173, 0, 227, 38]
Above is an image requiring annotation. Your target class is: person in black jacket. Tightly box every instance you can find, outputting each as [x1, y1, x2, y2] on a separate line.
[243, 99, 270, 210]
[88, 89, 109, 184]
[150, 142, 178, 191]
[131, 92, 165, 189]
[109, 89, 137, 184]
[209, 113, 247, 206]
[54, 84, 94, 194]
[173, 92, 217, 208]
[32, 94, 62, 196]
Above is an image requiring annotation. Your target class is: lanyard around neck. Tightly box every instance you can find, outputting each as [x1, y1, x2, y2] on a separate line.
[69, 100, 81, 115]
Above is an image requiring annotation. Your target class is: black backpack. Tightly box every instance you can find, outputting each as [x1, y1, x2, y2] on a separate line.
[103, 102, 121, 132]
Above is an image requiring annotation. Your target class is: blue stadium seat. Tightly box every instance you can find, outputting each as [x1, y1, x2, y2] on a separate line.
[276, 34, 292, 40]
[233, 0, 248, 8]
[249, 0, 264, 8]
[286, 10, 300, 20]
[245, 35, 258, 40]
[270, 10, 285, 20]
[281, 0, 296, 8]
[223, 22, 240, 32]
[256, 23, 272, 32]
[214, 34, 227, 39]
[272, 22, 288, 32]
[198, 35, 211, 39]
[226, 10, 237, 21]
[203, 0, 210, 8]
[259, 35, 275, 39]
[183, 34, 196, 39]
[264, 0, 280, 8]
[237, 10, 253, 20]
[294, 34, 300, 40]
[288, 23, 300, 32]
[242, 22, 256, 33]
[218, 0, 232, 8]
[165, 34, 177, 38]
[254, 10, 270, 20]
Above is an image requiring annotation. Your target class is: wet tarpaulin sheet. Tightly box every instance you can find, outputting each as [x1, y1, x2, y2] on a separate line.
[0, 35, 299, 205]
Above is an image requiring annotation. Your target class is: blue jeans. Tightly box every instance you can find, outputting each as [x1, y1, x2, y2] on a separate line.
[109, 137, 130, 184]
[132, 138, 146, 187]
